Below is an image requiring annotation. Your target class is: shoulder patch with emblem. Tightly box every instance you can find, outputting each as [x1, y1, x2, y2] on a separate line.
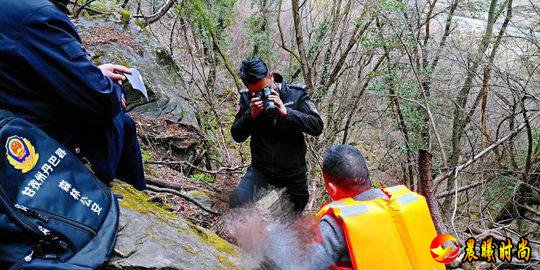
[6, 135, 39, 173]
[306, 101, 319, 115]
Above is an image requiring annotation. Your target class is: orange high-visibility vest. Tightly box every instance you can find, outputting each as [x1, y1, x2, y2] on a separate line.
[316, 185, 445, 270]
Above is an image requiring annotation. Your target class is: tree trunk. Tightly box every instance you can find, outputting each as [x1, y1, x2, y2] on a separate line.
[291, 0, 313, 90]
[418, 150, 447, 234]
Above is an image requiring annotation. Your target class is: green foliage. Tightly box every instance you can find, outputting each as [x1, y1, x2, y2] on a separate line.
[483, 176, 518, 213]
[88, 1, 109, 12]
[463, 0, 488, 18]
[377, 0, 407, 12]
[82, 2, 111, 19]
[370, 65, 430, 152]
[119, 9, 131, 25]
[514, 128, 540, 167]
[307, 17, 330, 60]
[141, 149, 160, 178]
[178, 0, 237, 37]
[134, 18, 146, 29]
[244, 0, 276, 62]
[142, 149, 152, 163]
[191, 172, 215, 184]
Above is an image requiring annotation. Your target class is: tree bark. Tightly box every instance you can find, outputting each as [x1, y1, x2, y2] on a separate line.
[291, 0, 313, 90]
[209, 31, 242, 89]
[418, 150, 447, 234]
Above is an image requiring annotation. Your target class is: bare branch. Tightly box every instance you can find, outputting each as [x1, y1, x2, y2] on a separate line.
[433, 112, 540, 188]
[208, 30, 242, 89]
[134, 0, 175, 26]
[147, 185, 222, 215]
[74, 0, 98, 17]
[145, 160, 247, 175]
[145, 175, 220, 194]
[277, 0, 301, 63]
[436, 178, 494, 198]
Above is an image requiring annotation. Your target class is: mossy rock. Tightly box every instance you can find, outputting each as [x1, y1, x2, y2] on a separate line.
[107, 182, 252, 269]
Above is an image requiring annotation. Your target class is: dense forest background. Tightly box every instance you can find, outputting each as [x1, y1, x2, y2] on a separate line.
[70, 0, 539, 268]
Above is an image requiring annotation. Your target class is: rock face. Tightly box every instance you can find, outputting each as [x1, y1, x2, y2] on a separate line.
[107, 182, 248, 270]
[75, 18, 198, 128]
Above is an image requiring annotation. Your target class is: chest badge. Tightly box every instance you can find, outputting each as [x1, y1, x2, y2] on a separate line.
[6, 135, 39, 173]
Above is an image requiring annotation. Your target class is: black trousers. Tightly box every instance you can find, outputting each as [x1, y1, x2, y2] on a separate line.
[229, 166, 309, 213]
[79, 112, 146, 190]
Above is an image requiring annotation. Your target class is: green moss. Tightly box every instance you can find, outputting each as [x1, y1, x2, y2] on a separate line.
[115, 58, 131, 69]
[214, 252, 240, 270]
[119, 9, 131, 25]
[183, 222, 237, 256]
[191, 172, 214, 184]
[141, 149, 152, 162]
[153, 48, 179, 71]
[142, 149, 159, 178]
[112, 181, 240, 267]
[144, 164, 160, 178]
[82, 2, 113, 20]
[111, 181, 177, 220]
[88, 2, 109, 12]
[134, 18, 148, 31]
[91, 50, 104, 61]
[183, 245, 197, 255]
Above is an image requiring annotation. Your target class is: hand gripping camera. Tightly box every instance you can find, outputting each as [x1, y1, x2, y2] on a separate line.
[255, 87, 278, 118]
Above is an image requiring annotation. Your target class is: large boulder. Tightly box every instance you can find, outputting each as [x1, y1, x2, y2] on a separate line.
[107, 182, 251, 270]
[75, 18, 198, 128]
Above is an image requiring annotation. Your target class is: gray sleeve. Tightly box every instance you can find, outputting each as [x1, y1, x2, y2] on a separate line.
[292, 215, 347, 270]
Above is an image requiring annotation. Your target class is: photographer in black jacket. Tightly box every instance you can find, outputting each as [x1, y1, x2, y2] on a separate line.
[230, 57, 323, 213]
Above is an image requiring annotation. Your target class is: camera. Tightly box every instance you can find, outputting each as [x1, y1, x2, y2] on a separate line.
[255, 87, 278, 117]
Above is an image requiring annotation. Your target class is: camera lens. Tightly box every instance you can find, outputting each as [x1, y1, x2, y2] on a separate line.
[263, 87, 272, 97]
[260, 87, 278, 117]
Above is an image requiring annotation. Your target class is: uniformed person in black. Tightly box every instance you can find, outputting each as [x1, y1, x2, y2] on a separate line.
[230, 57, 323, 212]
[0, 0, 145, 189]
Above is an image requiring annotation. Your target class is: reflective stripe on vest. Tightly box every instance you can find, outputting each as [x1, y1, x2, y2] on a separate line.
[317, 186, 445, 270]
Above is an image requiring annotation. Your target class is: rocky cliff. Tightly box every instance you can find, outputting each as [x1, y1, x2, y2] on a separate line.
[76, 17, 198, 128]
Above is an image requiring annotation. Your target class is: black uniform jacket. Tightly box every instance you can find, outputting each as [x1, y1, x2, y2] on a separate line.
[0, 0, 145, 188]
[231, 73, 324, 179]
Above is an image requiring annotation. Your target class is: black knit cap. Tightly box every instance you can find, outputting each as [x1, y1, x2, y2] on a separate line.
[238, 57, 269, 85]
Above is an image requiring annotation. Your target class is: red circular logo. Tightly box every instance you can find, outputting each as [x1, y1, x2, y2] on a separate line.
[430, 234, 460, 263]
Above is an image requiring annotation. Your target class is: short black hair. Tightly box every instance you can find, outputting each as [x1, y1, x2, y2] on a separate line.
[322, 145, 370, 189]
[238, 57, 269, 85]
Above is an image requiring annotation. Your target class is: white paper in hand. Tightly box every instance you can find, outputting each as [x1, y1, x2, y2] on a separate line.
[125, 68, 148, 101]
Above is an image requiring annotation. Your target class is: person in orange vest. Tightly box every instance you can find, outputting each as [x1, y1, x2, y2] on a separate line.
[300, 144, 383, 269]
[294, 144, 443, 270]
